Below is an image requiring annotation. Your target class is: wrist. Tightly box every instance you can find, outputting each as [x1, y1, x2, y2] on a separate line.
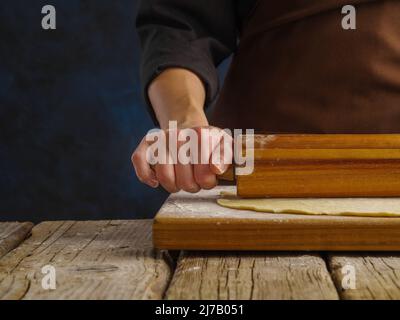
[176, 114, 209, 129]
[160, 107, 209, 130]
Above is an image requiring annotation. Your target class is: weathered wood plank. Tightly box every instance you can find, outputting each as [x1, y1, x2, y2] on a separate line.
[329, 254, 400, 300]
[166, 252, 339, 300]
[0, 220, 173, 300]
[0, 222, 33, 258]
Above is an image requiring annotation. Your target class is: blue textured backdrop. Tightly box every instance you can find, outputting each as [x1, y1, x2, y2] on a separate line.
[0, 1, 230, 222]
[0, 0, 170, 221]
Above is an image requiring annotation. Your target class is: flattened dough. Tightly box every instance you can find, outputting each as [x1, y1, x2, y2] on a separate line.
[217, 193, 400, 217]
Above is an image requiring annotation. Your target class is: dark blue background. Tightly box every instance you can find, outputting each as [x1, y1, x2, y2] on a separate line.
[0, 0, 168, 222]
[0, 1, 229, 222]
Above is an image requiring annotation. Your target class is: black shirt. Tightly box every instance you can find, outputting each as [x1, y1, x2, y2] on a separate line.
[136, 0, 257, 112]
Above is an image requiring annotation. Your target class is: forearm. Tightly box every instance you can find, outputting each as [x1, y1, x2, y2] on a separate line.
[148, 68, 208, 130]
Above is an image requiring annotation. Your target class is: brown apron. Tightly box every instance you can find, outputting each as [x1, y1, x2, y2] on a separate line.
[209, 0, 400, 133]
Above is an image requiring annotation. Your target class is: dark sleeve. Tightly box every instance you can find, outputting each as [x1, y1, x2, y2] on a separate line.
[136, 0, 238, 123]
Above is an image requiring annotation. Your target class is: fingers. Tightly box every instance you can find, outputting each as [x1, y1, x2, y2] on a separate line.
[193, 163, 217, 190]
[131, 138, 159, 188]
[154, 152, 180, 193]
[175, 164, 200, 193]
[133, 126, 233, 193]
[193, 127, 217, 190]
[175, 135, 200, 193]
[209, 130, 233, 175]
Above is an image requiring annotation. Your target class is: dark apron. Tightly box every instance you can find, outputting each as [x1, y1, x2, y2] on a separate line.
[210, 0, 400, 133]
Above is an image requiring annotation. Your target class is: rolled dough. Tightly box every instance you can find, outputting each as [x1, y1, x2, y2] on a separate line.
[217, 193, 400, 217]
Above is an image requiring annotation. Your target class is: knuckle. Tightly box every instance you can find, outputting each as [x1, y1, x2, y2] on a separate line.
[158, 176, 178, 193]
[136, 172, 150, 184]
[131, 151, 140, 164]
[158, 176, 172, 188]
[199, 178, 217, 190]
[135, 173, 148, 185]
[157, 176, 179, 194]
[194, 172, 210, 184]
[156, 170, 171, 185]
[180, 182, 200, 193]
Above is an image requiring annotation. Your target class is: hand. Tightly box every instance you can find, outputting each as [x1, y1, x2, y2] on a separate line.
[132, 126, 233, 193]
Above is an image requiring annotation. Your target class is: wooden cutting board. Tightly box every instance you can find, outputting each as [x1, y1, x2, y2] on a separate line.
[153, 186, 400, 251]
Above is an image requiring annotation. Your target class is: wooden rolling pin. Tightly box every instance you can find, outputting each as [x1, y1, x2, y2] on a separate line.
[219, 134, 400, 198]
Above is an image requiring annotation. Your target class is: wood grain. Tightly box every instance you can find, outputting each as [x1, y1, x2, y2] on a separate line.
[166, 251, 339, 300]
[247, 134, 400, 149]
[238, 161, 400, 198]
[154, 186, 400, 251]
[328, 254, 400, 300]
[236, 134, 400, 198]
[0, 222, 33, 258]
[0, 220, 173, 300]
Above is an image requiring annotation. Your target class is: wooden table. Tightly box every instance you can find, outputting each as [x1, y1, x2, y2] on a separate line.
[1, 219, 400, 300]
